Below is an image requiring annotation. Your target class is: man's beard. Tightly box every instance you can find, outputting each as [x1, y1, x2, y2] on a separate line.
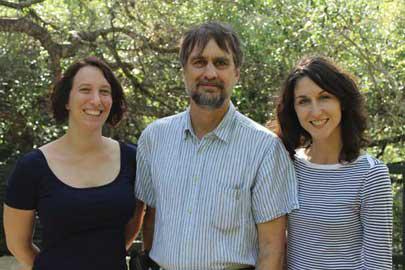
[190, 91, 227, 109]
[189, 81, 228, 110]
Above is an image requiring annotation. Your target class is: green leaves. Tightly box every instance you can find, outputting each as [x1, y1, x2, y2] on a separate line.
[0, 0, 403, 159]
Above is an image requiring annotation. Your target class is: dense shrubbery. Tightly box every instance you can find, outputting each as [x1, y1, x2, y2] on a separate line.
[0, 0, 404, 256]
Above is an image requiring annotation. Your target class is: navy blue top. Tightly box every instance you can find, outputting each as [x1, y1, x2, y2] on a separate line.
[5, 142, 137, 270]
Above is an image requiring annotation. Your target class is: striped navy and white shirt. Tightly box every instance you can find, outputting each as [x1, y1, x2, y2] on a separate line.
[135, 103, 299, 270]
[287, 150, 392, 270]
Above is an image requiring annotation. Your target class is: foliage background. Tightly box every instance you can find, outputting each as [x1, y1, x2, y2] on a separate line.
[0, 0, 404, 256]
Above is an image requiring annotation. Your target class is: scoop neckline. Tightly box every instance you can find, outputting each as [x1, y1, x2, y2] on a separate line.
[295, 148, 366, 170]
[36, 141, 123, 190]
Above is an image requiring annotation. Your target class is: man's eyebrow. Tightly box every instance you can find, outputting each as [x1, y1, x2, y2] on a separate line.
[214, 57, 230, 62]
[190, 55, 205, 61]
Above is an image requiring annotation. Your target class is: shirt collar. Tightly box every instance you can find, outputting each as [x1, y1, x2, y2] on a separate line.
[182, 102, 237, 143]
[183, 108, 194, 140]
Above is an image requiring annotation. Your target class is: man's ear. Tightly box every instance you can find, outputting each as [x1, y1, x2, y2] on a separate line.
[235, 68, 240, 81]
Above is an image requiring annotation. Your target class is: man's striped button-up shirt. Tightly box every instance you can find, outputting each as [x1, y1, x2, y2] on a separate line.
[135, 103, 299, 270]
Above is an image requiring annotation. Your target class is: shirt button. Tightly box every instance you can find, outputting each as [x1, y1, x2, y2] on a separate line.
[193, 176, 199, 183]
[187, 208, 192, 214]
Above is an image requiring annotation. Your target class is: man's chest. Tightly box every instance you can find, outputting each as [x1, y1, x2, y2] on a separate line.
[149, 139, 259, 192]
[149, 139, 260, 221]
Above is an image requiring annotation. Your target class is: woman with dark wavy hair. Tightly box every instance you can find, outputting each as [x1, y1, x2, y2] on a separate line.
[273, 56, 392, 269]
[4, 56, 144, 270]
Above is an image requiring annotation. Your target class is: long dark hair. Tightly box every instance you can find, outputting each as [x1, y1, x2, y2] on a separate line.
[273, 56, 369, 162]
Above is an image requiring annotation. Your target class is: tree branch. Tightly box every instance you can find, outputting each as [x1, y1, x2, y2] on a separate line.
[76, 28, 177, 53]
[0, 0, 44, 9]
[103, 37, 150, 95]
[376, 143, 387, 159]
[26, 7, 60, 31]
[0, 16, 176, 82]
[369, 134, 405, 147]
[337, 13, 401, 110]
[0, 17, 62, 77]
[102, 35, 175, 114]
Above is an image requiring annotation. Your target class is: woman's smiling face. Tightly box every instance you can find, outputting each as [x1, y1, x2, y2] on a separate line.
[65, 65, 113, 131]
[294, 76, 342, 145]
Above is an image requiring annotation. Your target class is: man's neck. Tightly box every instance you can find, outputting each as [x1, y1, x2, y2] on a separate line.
[189, 100, 230, 140]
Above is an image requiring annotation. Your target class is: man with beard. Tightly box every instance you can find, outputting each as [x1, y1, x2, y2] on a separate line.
[135, 22, 298, 270]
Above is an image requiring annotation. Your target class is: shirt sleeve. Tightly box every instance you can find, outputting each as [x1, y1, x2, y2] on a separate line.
[360, 162, 392, 269]
[134, 128, 156, 207]
[5, 153, 40, 210]
[252, 138, 299, 223]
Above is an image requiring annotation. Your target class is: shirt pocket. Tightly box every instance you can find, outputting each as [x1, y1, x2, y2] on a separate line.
[210, 186, 248, 232]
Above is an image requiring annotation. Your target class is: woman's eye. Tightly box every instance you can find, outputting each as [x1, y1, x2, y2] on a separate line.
[297, 99, 309, 105]
[100, 89, 111, 95]
[79, 88, 90, 93]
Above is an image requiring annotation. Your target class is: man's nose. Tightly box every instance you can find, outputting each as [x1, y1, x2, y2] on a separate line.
[203, 63, 218, 80]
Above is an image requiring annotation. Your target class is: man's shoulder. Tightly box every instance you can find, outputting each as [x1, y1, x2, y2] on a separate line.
[143, 111, 186, 134]
[234, 111, 278, 140]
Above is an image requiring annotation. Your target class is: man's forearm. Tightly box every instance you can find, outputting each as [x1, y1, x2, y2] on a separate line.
[257, 216, 287, 270]
[257, 244, 284, 270]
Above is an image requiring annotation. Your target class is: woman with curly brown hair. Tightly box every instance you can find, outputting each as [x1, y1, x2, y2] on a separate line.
[273, 56, 392, 269]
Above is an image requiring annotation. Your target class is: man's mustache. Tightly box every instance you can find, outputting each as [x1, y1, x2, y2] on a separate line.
[197, 80, 224, 90]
